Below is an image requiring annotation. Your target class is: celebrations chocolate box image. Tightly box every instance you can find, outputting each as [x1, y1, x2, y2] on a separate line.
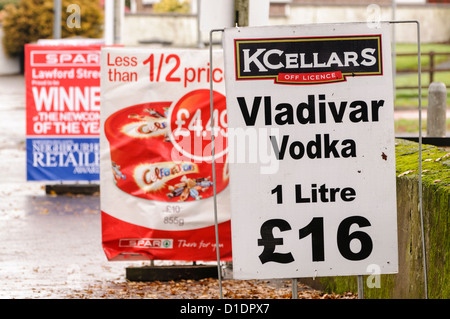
[104, 89, 229, 203]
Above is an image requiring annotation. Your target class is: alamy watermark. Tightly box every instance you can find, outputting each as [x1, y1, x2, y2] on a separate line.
[366, 4, 381, 29]
[366, 263, 381, 288]
[66, 4, 81, 29]
[169, 126, 281, 175]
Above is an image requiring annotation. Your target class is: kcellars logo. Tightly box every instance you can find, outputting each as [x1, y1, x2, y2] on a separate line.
[235, 35, 382, 84]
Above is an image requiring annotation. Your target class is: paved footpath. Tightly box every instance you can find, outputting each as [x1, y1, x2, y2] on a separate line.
[0, 75, 145, 298]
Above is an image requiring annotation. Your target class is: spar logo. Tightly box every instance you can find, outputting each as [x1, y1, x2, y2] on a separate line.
[235, 35, 382, 84]
[31, 50, 100, 67]
[119, 238, 173, 249]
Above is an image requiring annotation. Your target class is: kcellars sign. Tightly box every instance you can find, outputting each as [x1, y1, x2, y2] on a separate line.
[224, 23, 398, 280]
[234, 35, 382, 84]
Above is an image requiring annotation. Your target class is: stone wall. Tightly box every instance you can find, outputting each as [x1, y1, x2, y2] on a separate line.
[122, 4, 450, 47]
[123, 13, 199, 47]
[277, 4, 450, 43]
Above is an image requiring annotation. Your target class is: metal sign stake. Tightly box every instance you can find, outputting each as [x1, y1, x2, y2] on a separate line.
[357, 275, 364, 299]
[388, 20, 427, 299]
[292, 278, 298, 299]
[209, 28, 225, 299]
[356, 21, 426, 300]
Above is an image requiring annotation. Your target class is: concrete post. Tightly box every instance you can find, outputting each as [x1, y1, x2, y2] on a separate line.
[53, 0, 61, 39]
[235, 0, 249, 26]
[104, 0, 114, 45]
[427, 82, 447, 137]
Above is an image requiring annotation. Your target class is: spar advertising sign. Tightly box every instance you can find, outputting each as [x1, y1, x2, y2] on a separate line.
[25, 44, 101, 181]
[223, 23, 398, 279]
[100, 48, 231, 261]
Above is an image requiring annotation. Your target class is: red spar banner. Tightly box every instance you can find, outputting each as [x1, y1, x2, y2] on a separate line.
[100, 48, 232, 261]
[26, 45, 101, 137]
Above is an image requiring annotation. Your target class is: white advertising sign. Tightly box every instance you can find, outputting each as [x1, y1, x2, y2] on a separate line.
[100, 48, 232, 261]
[223, 23, 398, 279]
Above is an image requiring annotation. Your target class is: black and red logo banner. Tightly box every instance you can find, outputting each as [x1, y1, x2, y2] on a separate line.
[234, 35, 382, 84]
